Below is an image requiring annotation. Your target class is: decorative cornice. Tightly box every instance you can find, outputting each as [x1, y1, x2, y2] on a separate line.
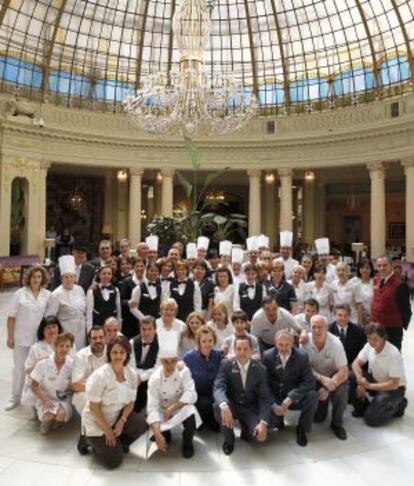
[366, 161, 384, 172]
[160, 168, 175, 177]
[278, 168, 293, 177]
[129, 168, 144, 177]
[247, 169, 261, 178]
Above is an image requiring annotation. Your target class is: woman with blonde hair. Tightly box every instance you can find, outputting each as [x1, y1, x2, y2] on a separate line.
[207, 303, 233, 346]
[180, 312, 205, 355]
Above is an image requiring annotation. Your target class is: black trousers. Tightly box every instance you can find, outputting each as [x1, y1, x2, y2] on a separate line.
[182, 415, 196, 446]
[349, 372, 407, 427]
[196, 394, 219, 430]
[87, 412, 144, 469]
[313, 380, 349, 427]
[213, 403, 262, 448]
[384, 327, 403, 351]
[134, 381, 148, 413]
[272, 390, 319, 433]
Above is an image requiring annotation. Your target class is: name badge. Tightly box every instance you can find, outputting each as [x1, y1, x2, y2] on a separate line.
[276, 364, 283, 370]
[232, 369, 240, 374]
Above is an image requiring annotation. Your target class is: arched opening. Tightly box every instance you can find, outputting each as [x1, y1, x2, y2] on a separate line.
[9, 177, 29, 256]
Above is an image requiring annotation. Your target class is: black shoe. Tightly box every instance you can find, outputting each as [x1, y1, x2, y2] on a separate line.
[207, 419, 220, 432]
[121, 442, 130, 453]
[182, 444, 194, 459]
[222, 441, 234, 456]
[330, 423, 347, 440]
[296, 425, 308, 447]
[240, 430, 250, 442]
[163, 431, 172, 443]
[395, 398, 408, 418]
[77, 435, 89, 455]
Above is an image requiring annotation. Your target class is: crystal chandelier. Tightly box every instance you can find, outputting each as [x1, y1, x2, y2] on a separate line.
[123, 0, 257, 136]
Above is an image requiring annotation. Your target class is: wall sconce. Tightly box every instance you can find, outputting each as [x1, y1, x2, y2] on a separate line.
[304, 171, 315, 181]
[117, 169, 128, 182]
[265, 173, 275, 184]
[141, 209, 147, 220]
[147, 186, 154, 199]
[156, 171, 163, 182]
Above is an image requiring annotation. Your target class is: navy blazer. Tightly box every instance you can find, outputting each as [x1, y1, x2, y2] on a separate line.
[213, 358, 272, 423]
[329, 321, 366, 366]
[262, 346, 315, 403]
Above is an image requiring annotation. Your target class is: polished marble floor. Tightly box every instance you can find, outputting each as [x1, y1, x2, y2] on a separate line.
[0, 290, 413, 486]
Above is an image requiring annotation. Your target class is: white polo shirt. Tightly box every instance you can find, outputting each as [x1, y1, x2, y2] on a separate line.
[357, 341, 406, 387]
[71, 345, 106, 383]
[303, 332, 347, 377]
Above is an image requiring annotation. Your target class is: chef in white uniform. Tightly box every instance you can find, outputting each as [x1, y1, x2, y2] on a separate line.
[279, 231, 298, 280]
[147, 333, 201, 459]
[315, 237, 336, 284]
[46, 255, 88, 350]
[197, 236, 210, 263]
[231, 247, 245, 289]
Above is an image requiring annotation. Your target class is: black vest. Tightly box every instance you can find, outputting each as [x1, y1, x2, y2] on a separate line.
[132, 335, 159, 369]
[139, 281, 161, 319]
[93, 285, 117, 326]
[239, 282, 263, 320]
[199, 278, 214, 310]
[170, 279, 195, 321]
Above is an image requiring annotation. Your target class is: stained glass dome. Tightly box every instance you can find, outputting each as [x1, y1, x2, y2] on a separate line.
[0, 0, 412, 113]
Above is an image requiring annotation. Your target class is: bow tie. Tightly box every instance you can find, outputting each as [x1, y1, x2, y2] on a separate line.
[147, 282, 157, 287]
[101, 285, 111, 289]
[142, 342, 151, 347]
[246, 284, 255, 289]
[161, 278, 170, 282]
[178, 280, 187, 284]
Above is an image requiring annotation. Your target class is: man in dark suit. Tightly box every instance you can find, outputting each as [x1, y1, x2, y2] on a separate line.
[329, 304, 366, 366]
[88, 239, 113, 272]
[262, 329, 318, 447]
[51, 240, 95, 294]
[213, 335, 272, 455]
[130, 316, 159, 412]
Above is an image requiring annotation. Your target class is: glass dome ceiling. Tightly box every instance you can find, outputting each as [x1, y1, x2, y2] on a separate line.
[0, 0, 412, 113]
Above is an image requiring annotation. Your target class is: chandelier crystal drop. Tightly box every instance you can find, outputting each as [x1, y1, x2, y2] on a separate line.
[123, 0, 257, 136]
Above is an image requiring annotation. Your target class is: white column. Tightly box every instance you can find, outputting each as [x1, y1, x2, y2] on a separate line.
[264, 173, 277, 248]
[128, 168, 143, 248]
[303, 174, 315, 245]
[161, 168, 175, 218]
[248, 169, 261, 235]
[367, 161, 386, 258]
[278, 168, 293, 232]
[403, 159, 414, 262]
[37, 161, 51, 258]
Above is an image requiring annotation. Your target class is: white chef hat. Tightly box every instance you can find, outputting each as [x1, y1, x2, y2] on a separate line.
[59, 255, 76, 275]
[246, 236, 258, 252]
[280, 230, 293, 248]
[158, 332, 180, 359]
[219, 240, 232, 256]
[315, 237, 330, 255]
[257, 234, 270, 249]
[232, 247, 244, 264]
[186, 242, 197, 259]
[145, 235, 159, 252]
[197, 236, 210, 251]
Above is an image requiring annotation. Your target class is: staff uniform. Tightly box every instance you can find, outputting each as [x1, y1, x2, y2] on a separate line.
[355, 278, 374, 324]
[197, 277, 215, 318]
[82, 363, 142, 469]
[72, 346, 107, 414]
[213, 285, 235, 317]
[170, 279, 202, 322]
[156, 317, 186, 337]
[47, 285, 87, 350]
[86, 284, 121, 328]
[130, 279, 162, 321]
[8, 287, 50, 402]
[330, 279, 362, 323]
[207, 320, 234, 347]
[282, 257, 299, 280]
[350, 341, 407, 426]
[266, 280, 297, 312]
[305, 281, 333, 323]
[30, 353, 73, 421]
[288, 279, 307, 313]
[147, 365, 202, 433]
[119, 274, 141, 339]
[233, 282, 266, 320]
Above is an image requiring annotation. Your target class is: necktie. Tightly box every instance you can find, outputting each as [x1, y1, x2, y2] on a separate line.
[340, 328, 346, 343]
[161, 278, 170, 282]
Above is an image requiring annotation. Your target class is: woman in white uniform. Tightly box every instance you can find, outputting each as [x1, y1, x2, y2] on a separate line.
[288, 264, 307, 314]
[213, 267, 235, 317]
[147, 333, 201, 459]
[156, 298, 186, 336]
[46, 255, 87, 350]
[5, 265, 51, 411]
[207, 303, 234, 347]
[30, 332, 74, 434]
[330, 262, 363, 324]
[305, 264, 333, 323]
[354, 258, 375, 326]
[82, 335, 143, 469]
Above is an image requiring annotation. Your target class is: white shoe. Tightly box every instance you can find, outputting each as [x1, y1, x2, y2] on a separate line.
[40, 421, 53, 435]
[4, 398, 20, 411]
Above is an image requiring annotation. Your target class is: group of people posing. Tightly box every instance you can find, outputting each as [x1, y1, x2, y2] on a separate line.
[5, 231, 411, 469]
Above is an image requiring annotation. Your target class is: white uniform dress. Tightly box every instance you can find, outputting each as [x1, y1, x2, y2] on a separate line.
[147, 366, 202, 433]
[330, 278, 362, 323]
[46, 285, 87, 350]
[354, 278, 374, 324]
[8, 287, 51, 401]
[305, 281, 333, 323]
[288, 279, 307, 313]
[213, 284, 234, 317]
[72, 346, 107, 414]
[206, 320, 234, 347]
[30, 353, 73, 421]
[283, 257, 299, 280]
[82, 363, 138, 437]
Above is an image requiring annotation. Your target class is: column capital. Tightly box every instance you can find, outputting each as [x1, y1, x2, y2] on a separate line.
[129, 168, 144, 177]
[40, 160, 52, 171]
[366, 161, 384, 173]
[401, 158, 414, 169]
[160, 168, 175, 177]
[278, 168, 293, 178]
[247, 169, 261, 178]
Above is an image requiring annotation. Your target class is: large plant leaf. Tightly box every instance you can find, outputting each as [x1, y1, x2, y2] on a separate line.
[175, 170, 193, 200]
[214, 215, 227, 225]
[184, 137, 203, 170]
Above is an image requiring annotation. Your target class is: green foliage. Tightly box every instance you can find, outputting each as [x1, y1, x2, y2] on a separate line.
[146, 217, 182, 256]
[10, 178, 25, 245]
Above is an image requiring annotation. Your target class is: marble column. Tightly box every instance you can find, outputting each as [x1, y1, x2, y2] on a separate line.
[128, 168, 143, 248]
[303, 175, 315, 245]
[314, 182, 326, 237]
[279, 168, 293, 232]
[37, 161, 51, 259]
[367, 162, 386, 258]
[115, 175, 128, 242]
[263, 173, 277, 248]
[153, 174, 162, 217]
[161, 168, 175, 218]
[248, 169, 261, 235]
[403, 159, 414, 262]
